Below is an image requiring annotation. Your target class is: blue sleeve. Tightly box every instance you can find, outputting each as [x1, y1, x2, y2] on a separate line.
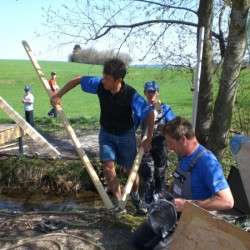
[131, 93, 153, 121]
[197, 153, 229, 194]
[80, 76, 102, 94]
[162, 104, 175, 123]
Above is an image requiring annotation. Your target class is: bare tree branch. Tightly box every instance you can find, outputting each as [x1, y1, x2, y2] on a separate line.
[134, 0, 197, 15]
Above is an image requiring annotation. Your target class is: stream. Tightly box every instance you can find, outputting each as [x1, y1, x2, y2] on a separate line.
[0, 190, 101, 212]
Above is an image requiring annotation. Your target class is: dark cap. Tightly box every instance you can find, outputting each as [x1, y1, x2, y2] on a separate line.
[51, 72, 56, 75]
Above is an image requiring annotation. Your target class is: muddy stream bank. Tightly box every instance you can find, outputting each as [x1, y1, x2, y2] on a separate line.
[0, 129, 140, 249]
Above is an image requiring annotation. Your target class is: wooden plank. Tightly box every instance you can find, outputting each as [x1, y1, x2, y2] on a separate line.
[0, 145, 27, 153]
[0, 97, 61, 159]
[119, 102, 161, 210]
[169, 202, 250, 250]
[0, 124, 22, 144]
[22, 40, 113, 209]
[118, 132, 147, 210]
[0, 142, 18, 149]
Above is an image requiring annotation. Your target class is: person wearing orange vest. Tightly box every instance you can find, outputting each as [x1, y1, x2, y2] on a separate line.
[48, 72, 59, 117]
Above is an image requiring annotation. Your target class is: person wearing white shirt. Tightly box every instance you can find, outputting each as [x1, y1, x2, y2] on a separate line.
[22, 85, 34, 127]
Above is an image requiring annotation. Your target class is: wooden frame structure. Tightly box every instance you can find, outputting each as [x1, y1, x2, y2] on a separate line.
[0, 96, 60, 159]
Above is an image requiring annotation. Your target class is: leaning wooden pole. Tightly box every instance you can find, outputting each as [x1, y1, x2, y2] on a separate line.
[118, 132, 147, 210]
[22, 41, 113, 209]
[118, 102, 160, 210]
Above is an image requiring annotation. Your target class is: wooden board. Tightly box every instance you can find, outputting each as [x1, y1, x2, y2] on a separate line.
[0, 97, 61, 159]
[0, 124, 22, 145]
[169, 202, 250, 250]
[22, 41, 113, 209]
[119, 102, 161, 210]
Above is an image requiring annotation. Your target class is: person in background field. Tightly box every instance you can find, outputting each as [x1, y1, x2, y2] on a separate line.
[50, 58, 155, 215]
[48, 72, 59, 117]
[134, 81, 175, 209]
[22, 85, 34, 127]
[132, 116, 234, 249]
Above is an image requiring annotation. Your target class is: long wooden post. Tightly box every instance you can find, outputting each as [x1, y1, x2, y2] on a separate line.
[118, 102, 160, 210]
[22, 41, 113, 209]
[118, 132, 147, 210]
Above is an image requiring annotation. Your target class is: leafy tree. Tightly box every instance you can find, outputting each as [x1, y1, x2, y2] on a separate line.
[41, 0, 250, 160]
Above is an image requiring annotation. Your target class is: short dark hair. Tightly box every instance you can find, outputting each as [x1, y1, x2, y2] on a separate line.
[103, 58, 126, 80]
[163, 116, 195, 140]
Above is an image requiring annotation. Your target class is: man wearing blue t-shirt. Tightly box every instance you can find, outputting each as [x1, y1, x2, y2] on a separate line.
[50, 58, 154, 215]
[132, 116, 234, 249]
[163, 116, 233, 210]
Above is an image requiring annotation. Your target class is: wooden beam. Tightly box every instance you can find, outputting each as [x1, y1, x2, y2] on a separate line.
[0, 124, 22, 145]
[119, 102, 161, 210]
[22, 41, 113, 209]
[0, 97, 61, 159]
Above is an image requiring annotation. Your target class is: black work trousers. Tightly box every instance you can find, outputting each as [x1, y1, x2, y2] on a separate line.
[139, 134, 168, 201]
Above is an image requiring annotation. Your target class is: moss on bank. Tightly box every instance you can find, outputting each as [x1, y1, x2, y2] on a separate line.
[0, 156, 104, 193]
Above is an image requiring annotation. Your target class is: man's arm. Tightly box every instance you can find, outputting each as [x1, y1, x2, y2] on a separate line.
[141, 109, 154, 152]
[173, 188, 234, 212]
[50, 76, 81, 107]
[22, 96, 33, 104]
[193, 188, 234, 210]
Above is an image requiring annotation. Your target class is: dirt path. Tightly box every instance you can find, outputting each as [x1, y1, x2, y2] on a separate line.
[0, 209, 136, 250]
[1, 129, 100, 159]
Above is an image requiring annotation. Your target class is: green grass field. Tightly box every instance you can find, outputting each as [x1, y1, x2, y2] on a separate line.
[0, 60, 194, 126]
[1, 59, 249, 173]
[1, 59, 249, 133]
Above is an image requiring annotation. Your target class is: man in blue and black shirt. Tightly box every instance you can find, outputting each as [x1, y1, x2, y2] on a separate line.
[50, 58, 154, 215]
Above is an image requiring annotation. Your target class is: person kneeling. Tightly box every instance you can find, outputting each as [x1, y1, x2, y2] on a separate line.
[132, 116, 234, 250]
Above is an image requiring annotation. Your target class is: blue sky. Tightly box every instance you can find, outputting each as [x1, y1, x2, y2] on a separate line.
[1, 0, 72, 61]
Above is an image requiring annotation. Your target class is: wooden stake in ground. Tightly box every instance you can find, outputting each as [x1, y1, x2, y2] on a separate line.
[119, 102, 161, 210]
[22, 40, 113, 209]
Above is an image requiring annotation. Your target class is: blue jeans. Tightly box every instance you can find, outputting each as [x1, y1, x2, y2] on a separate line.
[99, 127, 136, 168]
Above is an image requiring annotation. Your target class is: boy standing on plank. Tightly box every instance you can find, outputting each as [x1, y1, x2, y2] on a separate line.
[50, 58, 154, 215]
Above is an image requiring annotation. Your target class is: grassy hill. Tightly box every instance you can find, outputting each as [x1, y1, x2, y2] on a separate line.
[1, 59, 249, 177]
[0, 59, 194, 125]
